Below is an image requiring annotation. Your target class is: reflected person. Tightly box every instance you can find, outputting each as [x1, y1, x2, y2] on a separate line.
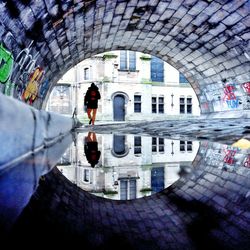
[84, 132, 101, 167]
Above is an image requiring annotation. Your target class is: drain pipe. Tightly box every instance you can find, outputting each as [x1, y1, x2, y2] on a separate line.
[0, 93, 81, 172]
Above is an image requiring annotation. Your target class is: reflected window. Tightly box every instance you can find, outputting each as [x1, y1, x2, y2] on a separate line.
[112, 135, 129, 157]
[120, 51, 136, 71]
[134, 136, 141, 154]
[151, 56, 164, 82]
[152, 137, 164, 153]
[180, 141, 185, 152]
[159, 138, 164, 152]
[152, 137, 157, 152]
[134, 95, 141, 113]
[120, 179, 137, 200]
[84, 68, 89, 80]
[187, 141, 193, 152]
[180, 141, 192, 152]
[83, 169, 90, 182]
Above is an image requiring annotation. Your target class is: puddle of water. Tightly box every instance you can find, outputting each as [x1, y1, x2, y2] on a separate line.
[57, 132, 200, 200]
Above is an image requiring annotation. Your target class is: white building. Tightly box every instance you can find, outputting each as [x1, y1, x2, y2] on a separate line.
[46, 51, 200, 122]
[58, 133, 200, 200]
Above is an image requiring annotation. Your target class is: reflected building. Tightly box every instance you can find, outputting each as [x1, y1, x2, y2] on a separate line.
[58, 133, 200, 200]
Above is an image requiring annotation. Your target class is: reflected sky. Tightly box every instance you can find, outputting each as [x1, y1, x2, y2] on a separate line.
[57, 132, 200, 200]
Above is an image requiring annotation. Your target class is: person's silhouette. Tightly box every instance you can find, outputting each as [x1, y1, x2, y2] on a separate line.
[84, 132, 101, 167]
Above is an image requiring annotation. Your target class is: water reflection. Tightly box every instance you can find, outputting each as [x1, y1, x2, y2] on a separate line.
[57, 132, 200, 200]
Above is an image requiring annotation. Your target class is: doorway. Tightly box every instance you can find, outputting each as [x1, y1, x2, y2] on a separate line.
[113, 94, 125, 121]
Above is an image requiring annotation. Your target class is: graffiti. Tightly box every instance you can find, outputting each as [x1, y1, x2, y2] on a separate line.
[11, 41, 40, 99]
[242, 82, 250, 94]
[223, 83, 239, 109]
[22, 67, 44, 105]
[0, 43, 14, 95]
[243, 155, 250, 168]
[39, 79, 49, 99]
[223, 149, 237, 165]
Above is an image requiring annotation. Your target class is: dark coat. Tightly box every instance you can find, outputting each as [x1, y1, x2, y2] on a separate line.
[84, 84, 101, 109]
[84, 141, 101, 167]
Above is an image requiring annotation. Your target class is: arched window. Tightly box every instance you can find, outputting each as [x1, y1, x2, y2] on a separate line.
[84, 68, 89, 80]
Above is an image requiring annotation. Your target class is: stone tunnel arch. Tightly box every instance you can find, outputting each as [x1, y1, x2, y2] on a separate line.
[0, 0, 249, 117]
[0, 1, 250, 248]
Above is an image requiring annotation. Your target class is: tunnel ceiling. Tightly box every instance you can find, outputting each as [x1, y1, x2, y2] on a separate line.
[0, 0, 249, 115]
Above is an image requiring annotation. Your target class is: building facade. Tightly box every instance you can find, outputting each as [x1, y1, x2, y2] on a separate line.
[46, 51, 200, 121]
[58, 133, 200, 200]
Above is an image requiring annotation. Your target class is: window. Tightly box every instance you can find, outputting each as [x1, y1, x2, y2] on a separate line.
[179, 73, 188, 83]
[134, 136, 142, 154]
[120, 50, 136, 71]
[180, 97, 192, 114]
[84, 68, 89, 80]
[134, 95, 141, 113]
[180, 141, 193, 152]
[151, 56, 164, 82]
[152, 137, 164, 153]
[180, 97, 185, 114]
[152, 137, 157, 152]
[152, 96, 165, 113]
[158, 96, 164, 113]
[152, 97, 157, 113]
[187, 98, 192, 114]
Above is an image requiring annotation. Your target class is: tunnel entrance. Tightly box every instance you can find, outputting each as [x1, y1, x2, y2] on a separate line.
[0, 1, 249, 248]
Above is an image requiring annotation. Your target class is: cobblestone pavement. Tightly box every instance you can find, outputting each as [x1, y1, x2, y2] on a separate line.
[77, 118, 250, 145]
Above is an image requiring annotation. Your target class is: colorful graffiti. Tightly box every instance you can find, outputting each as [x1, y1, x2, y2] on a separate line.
[242, 82, 250, 95]
[223, 149, 237, 165]
[223, 83, 239, 109]
[243, 155, 250, 168]
[22, 67, 44, 105]
[0, 43, 14, 96]
[39, 79, 50, 99]
[0, 40, 48, 105]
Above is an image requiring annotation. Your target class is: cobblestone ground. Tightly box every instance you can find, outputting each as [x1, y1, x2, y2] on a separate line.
[6, 119, 250, 250]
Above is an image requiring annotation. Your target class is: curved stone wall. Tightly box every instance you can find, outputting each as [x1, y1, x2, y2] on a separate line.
[0, 0, 249, 116]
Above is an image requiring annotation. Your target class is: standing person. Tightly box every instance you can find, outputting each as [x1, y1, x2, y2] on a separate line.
[84, 82, 101, 125]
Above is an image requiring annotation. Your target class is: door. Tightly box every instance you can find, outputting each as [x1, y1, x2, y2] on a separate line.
[113, 95, 125, 121]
